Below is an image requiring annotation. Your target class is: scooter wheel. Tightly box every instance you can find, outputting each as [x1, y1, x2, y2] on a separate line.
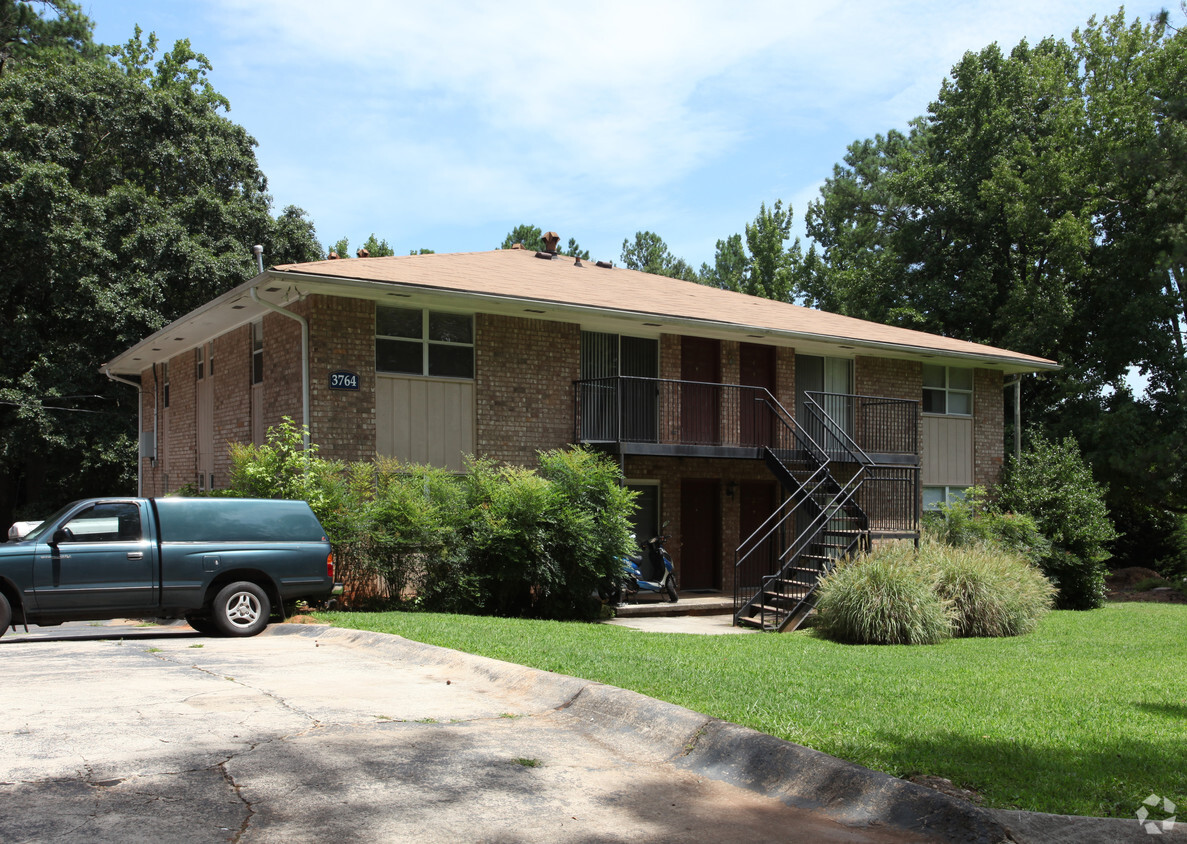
[666, 578, 678, 603]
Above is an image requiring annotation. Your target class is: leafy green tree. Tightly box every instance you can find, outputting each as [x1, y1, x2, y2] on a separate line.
[620, 231, 698, 280]
[0, 29, 321, 525]
[996, 435, 1117, 610]
[795, 10, 1187, 553]
[702, 200, 803, 301]
[359, 233, 393, 257]
[565, 237, 590, 260]
[410, 248, 434, 255]
[0, 0, 96, 76]
[500, 224, 542, 251]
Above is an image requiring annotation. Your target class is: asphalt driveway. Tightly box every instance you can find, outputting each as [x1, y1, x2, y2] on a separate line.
[0, 620, 1150, 843]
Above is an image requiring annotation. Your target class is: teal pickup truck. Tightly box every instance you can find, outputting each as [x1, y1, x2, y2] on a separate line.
[0, 497, 336, 638]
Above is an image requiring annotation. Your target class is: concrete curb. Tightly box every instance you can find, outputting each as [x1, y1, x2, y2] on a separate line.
[268, 624, 1014, 842]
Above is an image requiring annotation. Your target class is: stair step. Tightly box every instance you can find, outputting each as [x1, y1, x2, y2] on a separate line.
[736, 615, 776, 630]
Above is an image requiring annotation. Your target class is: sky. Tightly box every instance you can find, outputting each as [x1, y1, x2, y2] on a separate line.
[87, 0, 1165, 269]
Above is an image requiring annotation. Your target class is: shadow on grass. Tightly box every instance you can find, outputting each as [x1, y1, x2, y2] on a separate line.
[861, 728, 1185, 818]
[1135, 701, 1187, 720]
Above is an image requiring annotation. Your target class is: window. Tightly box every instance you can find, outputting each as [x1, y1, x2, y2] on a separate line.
[251, 321, 263, 385]
[923, 365, 972, 415]
[162, 362, 170, 408]
[923, 485, 968, 511]
[376, 307, 474, 378]
[59, 502, 142, 543]
[196, 346, 205, 380]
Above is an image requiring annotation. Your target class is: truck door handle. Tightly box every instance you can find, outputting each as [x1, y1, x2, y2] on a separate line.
[127, 552, 143, 560]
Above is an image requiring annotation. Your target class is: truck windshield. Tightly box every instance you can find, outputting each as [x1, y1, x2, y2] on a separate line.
[19, 501, 82, 542]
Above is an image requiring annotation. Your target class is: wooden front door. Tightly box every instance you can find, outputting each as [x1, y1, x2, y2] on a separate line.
[681, 337, 721, 445]
[740, 343, 775, 447]
[680, 479, 720, 590]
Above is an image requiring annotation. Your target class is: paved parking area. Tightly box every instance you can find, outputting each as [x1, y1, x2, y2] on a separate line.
[0, 620, 1022, 843]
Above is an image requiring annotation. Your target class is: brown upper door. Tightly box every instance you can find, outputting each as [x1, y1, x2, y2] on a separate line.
[681, 337, 721, 444]
[740, 343, 775, 447]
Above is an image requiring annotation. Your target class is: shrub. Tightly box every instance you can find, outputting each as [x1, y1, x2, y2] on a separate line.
[924, 487, 1049, 566]
[921, 541, 1055, 637]
[814, 544, 954, 645]
[224, 425, 636, 621]
[997, 435, 1117, 610]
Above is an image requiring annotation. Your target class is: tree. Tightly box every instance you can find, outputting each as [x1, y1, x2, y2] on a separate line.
[0, 29, 321, 525]
[0, 0, 97, 76]
[794, 10, 1187, 559]
[359, 233, 393, 257]
[620, 231, 698, 281]
[702, 200, 803, 301]
[500, 224, 542, 251]
[565, 237, 590, 260]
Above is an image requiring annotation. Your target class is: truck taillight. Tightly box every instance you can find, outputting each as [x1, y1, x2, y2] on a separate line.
[327, 553, 335, 580]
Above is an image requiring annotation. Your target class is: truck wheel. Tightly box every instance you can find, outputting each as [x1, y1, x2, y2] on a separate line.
[211, 581, 270, 637]
[0, 592, 11, 637]
[185, 615, 218, 636]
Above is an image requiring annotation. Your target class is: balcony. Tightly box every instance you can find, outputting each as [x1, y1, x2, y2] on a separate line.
[573, 376, 919, 467]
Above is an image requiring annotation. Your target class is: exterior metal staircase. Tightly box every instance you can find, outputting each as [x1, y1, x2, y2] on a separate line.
[733, 394, 883, 632]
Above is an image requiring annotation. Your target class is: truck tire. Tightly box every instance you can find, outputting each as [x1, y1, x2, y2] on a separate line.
[0, 592, 11, 637]
[211, 581, 270, 637]
[185, 615, 218, 636]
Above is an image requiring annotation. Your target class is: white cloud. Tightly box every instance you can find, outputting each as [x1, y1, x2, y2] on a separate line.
[200, 0, 1160, 257]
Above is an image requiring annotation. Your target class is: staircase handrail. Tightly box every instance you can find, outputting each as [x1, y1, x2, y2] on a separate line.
[802, 391, 874, 466]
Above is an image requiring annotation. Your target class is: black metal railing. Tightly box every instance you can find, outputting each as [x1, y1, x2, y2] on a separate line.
[575, 376, 816, 451]
[803, 391, 918, 459]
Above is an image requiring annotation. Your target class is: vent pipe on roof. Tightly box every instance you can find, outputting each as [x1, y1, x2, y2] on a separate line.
[357, 247, 369, 258]
[252, 244, 264, 274]
[542, 231, 560, 253]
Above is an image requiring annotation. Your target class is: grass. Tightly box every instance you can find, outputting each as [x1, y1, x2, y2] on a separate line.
[316, 603, 1187, 818]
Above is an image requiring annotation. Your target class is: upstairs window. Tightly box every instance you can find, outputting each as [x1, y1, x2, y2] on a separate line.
[923, 365, 972, 415]
[376, 307, 473, 378]
[162, 362, 170, 408]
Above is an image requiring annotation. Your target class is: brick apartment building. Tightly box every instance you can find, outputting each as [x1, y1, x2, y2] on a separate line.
[103, 244, 1057, 627]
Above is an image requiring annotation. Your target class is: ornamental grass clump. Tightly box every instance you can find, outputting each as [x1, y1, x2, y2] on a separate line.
[921, 541, 1055, 637]
[814, 544, 954, 645]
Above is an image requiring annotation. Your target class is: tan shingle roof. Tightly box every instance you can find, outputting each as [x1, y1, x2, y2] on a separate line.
[273, 249, 1056, 370]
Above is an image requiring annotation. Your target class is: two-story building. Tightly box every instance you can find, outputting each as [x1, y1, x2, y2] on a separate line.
[103, 244, 1058, 629]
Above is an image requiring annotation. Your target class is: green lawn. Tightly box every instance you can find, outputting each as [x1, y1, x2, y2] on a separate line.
[316, 603, 1187, 818]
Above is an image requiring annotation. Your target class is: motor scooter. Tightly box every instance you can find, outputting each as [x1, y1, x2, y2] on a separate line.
[615, 534, 678, 604]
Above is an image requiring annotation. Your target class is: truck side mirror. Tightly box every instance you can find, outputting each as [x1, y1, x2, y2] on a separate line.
[51, 528, 73, 545]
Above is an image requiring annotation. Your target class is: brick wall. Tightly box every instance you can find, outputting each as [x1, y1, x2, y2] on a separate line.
[211, 325, 252, 486]
[475, 314, 579, 466]
[775, 346, 795, 412]
[974, 368, 1005, 487]
[307, 295, 376, 464]
[166, 350, 196, 491]
[261, 306, 304, 434]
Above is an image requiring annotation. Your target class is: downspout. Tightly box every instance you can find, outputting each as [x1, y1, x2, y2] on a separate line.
[102, 366, 144, 496]
[249, 246, 310, 451]
[1003, 375, 1022, 466]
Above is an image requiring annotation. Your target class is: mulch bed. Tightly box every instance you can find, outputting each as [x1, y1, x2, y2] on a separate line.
[1105, 566, 1187, 604]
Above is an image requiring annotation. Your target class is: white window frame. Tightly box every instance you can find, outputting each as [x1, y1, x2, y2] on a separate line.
[923, 485, 968, 511]
[376, 307, 474, 379]
[923, 365, 973, 416]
